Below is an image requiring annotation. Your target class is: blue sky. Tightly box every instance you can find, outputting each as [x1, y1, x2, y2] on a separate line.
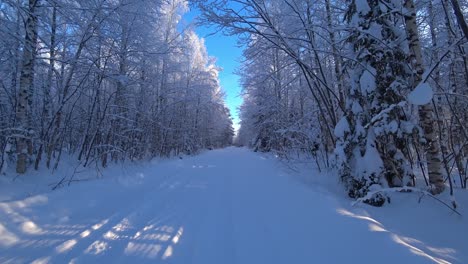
[182, 8, 243, 132]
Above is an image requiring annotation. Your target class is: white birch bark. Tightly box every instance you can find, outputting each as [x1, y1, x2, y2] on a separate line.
[404, 0, 445, 194]
[16, 0, 40, 174]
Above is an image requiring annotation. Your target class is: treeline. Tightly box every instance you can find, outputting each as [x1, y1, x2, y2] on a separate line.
[0, 0, 234, 174]
[196, 0, 468, 204]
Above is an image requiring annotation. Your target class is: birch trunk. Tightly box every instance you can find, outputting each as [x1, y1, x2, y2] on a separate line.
[449, 0, 468, 41]
[16, 0, 40, 174]
[404, 0, 445, 194]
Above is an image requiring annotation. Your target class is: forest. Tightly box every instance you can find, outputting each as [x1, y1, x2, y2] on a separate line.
[1, 0, 468, 263]
[1, 0, 468, 203]
[196, 0, 467, 205]
[0, 0, 234, 176]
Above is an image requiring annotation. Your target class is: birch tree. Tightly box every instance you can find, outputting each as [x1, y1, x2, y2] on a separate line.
[15, 0, 40, 173]
[403, 0, 445, 194]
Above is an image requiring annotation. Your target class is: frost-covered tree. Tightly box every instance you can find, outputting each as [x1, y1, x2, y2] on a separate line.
[196, 0, 344, 152]
[336, 0, 419, 205]
[197, 0, 467, 202]
[0, 0, 233, 175]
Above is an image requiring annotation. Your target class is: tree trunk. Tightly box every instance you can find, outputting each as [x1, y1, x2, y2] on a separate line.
[35, 4, 57, 170]
[16, 0, 40, 174]
[404, 0, 445, 194]
[325, 0, 345, 110]
[449, 0, 468, 41]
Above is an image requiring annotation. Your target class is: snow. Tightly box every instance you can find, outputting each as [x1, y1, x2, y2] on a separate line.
[334, 117, 350, 138]
[367, 23, 383, 40]
[355, 0, 371, 15]
[408, 82, 434, 106]
[1, 147, 467, 263]
[350, 130, 384, 181]
[351, 101, 363, 114]
[360, 68, 376, 94]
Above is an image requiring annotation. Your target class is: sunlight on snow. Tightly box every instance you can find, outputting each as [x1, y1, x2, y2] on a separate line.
[21, 221, 43, 235]
[31, 256, 51, 264]
[92, 219, 109, 230]
[336, 208, 384, 227]
[79, 219, 113, 255]
[368, 223, 387, 232]
[426, 246, 457, 257]
[158, 225, 175, 233]
[0, 198, 47, 243]
[21, 239, 63, 249]
[113, 218, 132, 232]
[337, 208, 389, 234]
[0, 223, 19, 247]
[123, 224, 184, 260]
[133, 231, 142, 239]
[85, 240, 110, 255]
[162, 245, 173, 259]
[15, 195, 49, 208]
[391, 234, 452, 264]
[124, 242, 162, 258]
[337, 208, 457, 264]
[172, 227, 184, 244]
[103, 230, 119, 240]
[80, 229, 91, 238]
[141, 233, 171, 242]
[55, 239, 77, 253]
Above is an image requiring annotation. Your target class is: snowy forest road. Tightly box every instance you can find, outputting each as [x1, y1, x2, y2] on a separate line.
[0, 147, 464, 263]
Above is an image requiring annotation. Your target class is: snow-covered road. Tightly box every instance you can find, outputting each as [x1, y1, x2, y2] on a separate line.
[0, 147, 466, 263]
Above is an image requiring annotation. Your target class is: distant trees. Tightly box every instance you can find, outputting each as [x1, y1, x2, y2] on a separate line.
[0, 0, 233, 174]
[196, 0, 468, 204]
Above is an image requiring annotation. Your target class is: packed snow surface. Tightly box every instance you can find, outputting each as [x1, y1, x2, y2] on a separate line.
[0, 147, 466, 263]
